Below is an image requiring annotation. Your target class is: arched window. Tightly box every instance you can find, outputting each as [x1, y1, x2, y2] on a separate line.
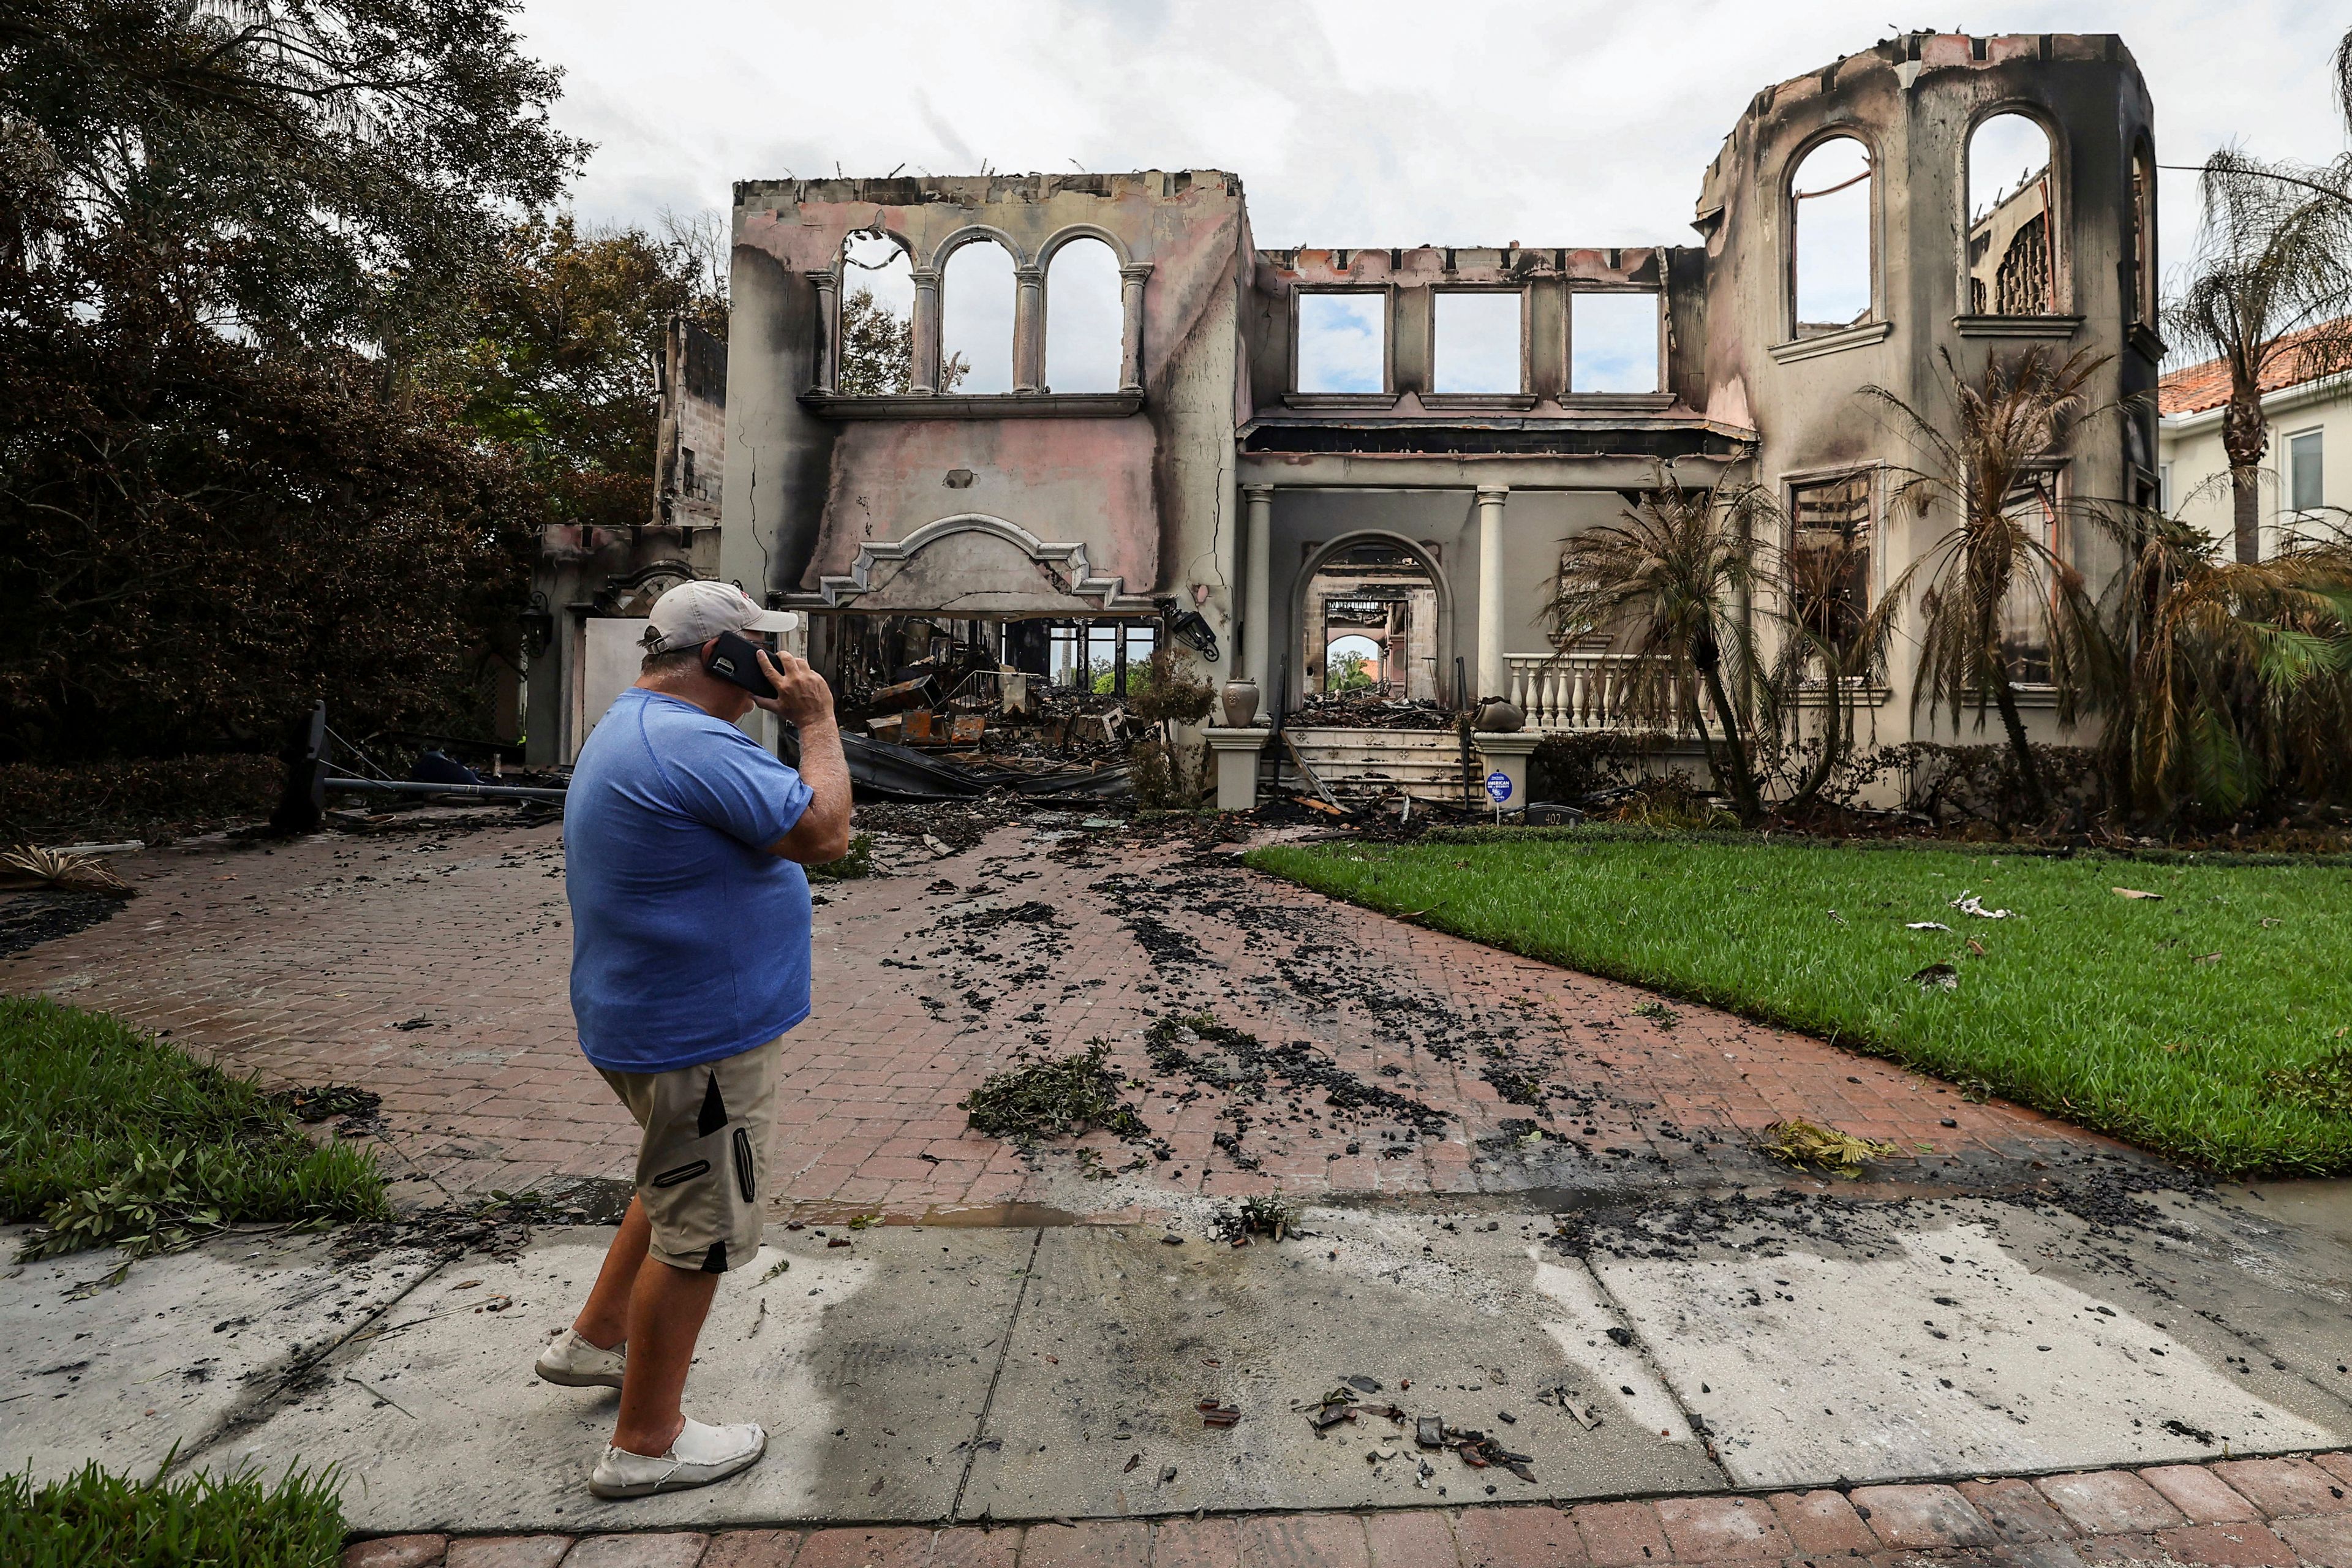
[1044, 236, 1122, 394]
[837, 230, 917, 396]
[941, 238, 1015, 394]
[1790, 136, 1873, 337]
[2130, 140, 2157, 328]
[1968, 114, 2059, 316]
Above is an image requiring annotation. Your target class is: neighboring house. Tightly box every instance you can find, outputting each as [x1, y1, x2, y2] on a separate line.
[525, 31, 2165, 783]
[2158, 320, 2350, 558]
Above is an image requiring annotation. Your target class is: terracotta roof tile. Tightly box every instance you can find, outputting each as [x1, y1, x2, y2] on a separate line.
[2160, 317, 2352, 417]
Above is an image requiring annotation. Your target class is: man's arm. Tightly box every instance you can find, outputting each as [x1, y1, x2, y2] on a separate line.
[752, 649, 854, 865]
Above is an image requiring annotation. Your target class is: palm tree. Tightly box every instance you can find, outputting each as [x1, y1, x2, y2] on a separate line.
[1550, 478, 1773, 824]
[2167, 150, 2352, 564]
[2098, 507, 2352, 823]
[1864, 346, 2118, 820]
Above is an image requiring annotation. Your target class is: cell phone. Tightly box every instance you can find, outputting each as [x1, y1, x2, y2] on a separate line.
[703, 630, 779, 697]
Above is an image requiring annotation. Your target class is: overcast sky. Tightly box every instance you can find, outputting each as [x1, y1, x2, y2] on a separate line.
[518, 0, 2348, 292]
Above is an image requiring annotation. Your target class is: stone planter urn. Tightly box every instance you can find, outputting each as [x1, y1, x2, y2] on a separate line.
[1474, 697, 1525, 733]
[1219, 677, 1262, 728]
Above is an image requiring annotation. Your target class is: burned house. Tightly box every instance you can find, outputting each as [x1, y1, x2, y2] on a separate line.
[527, 31, 2161, 805]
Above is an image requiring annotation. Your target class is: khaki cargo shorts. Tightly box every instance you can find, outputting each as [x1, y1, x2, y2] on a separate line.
[598, 1034, 782, 1274]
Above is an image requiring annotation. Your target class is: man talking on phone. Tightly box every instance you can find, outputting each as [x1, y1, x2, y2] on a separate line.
[537, 579, 850, 1499]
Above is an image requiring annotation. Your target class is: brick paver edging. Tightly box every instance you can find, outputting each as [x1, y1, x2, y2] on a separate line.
[344, 1451, 2352, 1567]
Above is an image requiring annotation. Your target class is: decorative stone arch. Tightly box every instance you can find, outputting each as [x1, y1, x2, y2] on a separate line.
[924, 224, 1027, 271]
[813, 513, 1155, 614]
[814, 225, 919, 396]
[1287, 529, 1454, 708]
[1035, 223, 1134, 270]
[1783, 124, 1882, 341]
[1958, 99, 2072, 316]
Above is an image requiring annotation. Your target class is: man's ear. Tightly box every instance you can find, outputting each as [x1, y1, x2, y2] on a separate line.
[699, 636, 721, 666]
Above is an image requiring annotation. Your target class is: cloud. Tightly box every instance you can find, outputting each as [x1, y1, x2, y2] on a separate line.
[514, 0, 2348, 282]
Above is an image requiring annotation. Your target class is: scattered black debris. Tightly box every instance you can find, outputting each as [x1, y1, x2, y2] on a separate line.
[277, 1084, 386, 1137]
[2161, 1418, 2218, 1444]
[1197, 1400, 1241, 1428]
[0, 889, 122, 959]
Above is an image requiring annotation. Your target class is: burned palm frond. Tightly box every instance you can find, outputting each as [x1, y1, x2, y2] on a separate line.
[0, 845, 134, 898]
[958, 1042, 1148, 1147]
[1760, 1118, 1901, 1178]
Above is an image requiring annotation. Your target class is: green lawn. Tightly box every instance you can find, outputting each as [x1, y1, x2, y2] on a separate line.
[0, 1461, 345, 1568]
[1, 998, 389, 1257]
[1249, 829, 2352, 1177]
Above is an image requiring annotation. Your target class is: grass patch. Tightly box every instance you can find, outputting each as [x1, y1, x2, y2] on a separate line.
[0, 1460, 345, 1567]
[1, 998, 390, 1258]
[1249, 830, 2352, 1176]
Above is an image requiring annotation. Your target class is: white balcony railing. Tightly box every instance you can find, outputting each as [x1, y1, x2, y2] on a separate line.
[1506, 649, 1697, 736]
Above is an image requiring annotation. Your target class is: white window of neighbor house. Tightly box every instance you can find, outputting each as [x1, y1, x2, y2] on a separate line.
[838, 230, 918, 395]
[2288, 429, 2324, 514]
[941, 238, 1017, 393]
[1044, 236, 1122, 394]
[1432, 291, 1523, 394]
[1570, 292, 1661, 394]
[1295, 292, 1387, 393]
[1790, 135, 1872, 336]
[2159, 461, 2173, 513]
[1968, 113, 2059, 316]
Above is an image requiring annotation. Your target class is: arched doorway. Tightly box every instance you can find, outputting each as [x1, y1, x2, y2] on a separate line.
[1292, 533, 1450, 707]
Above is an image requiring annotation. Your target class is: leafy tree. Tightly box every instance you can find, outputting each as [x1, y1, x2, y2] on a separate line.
[1325, 649, 1374, 692]
[837, 284, 968, 396]
[1864, 347, 2119, 820]
[1550, 478, 1773, 824]
[0, 0, 581, 759]
[424, 211, 727, 535]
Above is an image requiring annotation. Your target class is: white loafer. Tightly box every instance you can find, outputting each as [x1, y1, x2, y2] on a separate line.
[589, 1417, 767, 1499]
[535, 1327, 626, 1390]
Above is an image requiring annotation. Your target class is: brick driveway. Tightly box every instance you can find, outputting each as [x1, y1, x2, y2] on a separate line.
[0, 809, 2126, 1216]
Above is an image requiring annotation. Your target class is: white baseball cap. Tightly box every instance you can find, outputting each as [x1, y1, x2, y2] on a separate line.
[640, 581, 799, 655]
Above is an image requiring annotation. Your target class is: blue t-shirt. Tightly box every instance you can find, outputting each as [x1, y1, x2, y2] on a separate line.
[564, 687, 816, 1073]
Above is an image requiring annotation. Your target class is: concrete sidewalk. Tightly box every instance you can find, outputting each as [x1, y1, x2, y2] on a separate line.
[8, 1179, 2350, 1540]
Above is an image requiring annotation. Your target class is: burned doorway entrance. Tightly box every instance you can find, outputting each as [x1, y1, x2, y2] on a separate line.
[1300, 540, 1441, 701]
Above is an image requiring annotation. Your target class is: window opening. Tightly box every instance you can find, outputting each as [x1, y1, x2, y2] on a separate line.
[1790, 137, 1872, 336]
[1300, 541, 1439, 703]
[1999, 474, 2062, 682]
[2288, 430, 2324, 514]
[1044, 237, 1121, 393]
[1789, 473, 1874, 666]
[1969, 115, 2057, 316]
[1570, 293, 1662, 394]
[839, 231, 924, 395]
[2130, 143, 2157, 327]
[1432, 291, 1523, 394]
[941, 239, 1015, 393]
[1295, 292, 1387, 393]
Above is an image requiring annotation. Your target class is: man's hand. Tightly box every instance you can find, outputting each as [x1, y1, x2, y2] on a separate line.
[751, 648, 834, 729]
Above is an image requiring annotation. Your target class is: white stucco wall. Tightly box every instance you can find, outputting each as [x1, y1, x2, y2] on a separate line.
[2159, 372, 2351, 556]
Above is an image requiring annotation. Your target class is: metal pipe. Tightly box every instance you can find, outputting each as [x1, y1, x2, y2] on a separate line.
[324, 777, 567, 803]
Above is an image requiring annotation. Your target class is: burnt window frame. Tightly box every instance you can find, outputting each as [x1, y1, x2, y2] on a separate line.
[1784, 129, 1881, 344]
[1785, 466, 1880, 675]
[1428, 285, 1530, 398]
[1960, 104, 2071, 321]
[1566, 286, 1667, 399]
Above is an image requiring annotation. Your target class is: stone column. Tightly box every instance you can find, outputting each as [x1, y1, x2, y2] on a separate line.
[805, 271, 840, 395]
[1476, 485, 1509, 702]
[909, 268, 943, 395]
[1203, 728, 1268, 810]
[1119, 263, 1155, 393]
[1012, 265, 1045, 393]
[1243, 483, 1275, 696]
[1472, 731, 1539, 815]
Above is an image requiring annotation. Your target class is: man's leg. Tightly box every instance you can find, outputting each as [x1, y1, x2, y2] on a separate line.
[611, 1256, 722, 1456]
[573, 1196, 651, 1350]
